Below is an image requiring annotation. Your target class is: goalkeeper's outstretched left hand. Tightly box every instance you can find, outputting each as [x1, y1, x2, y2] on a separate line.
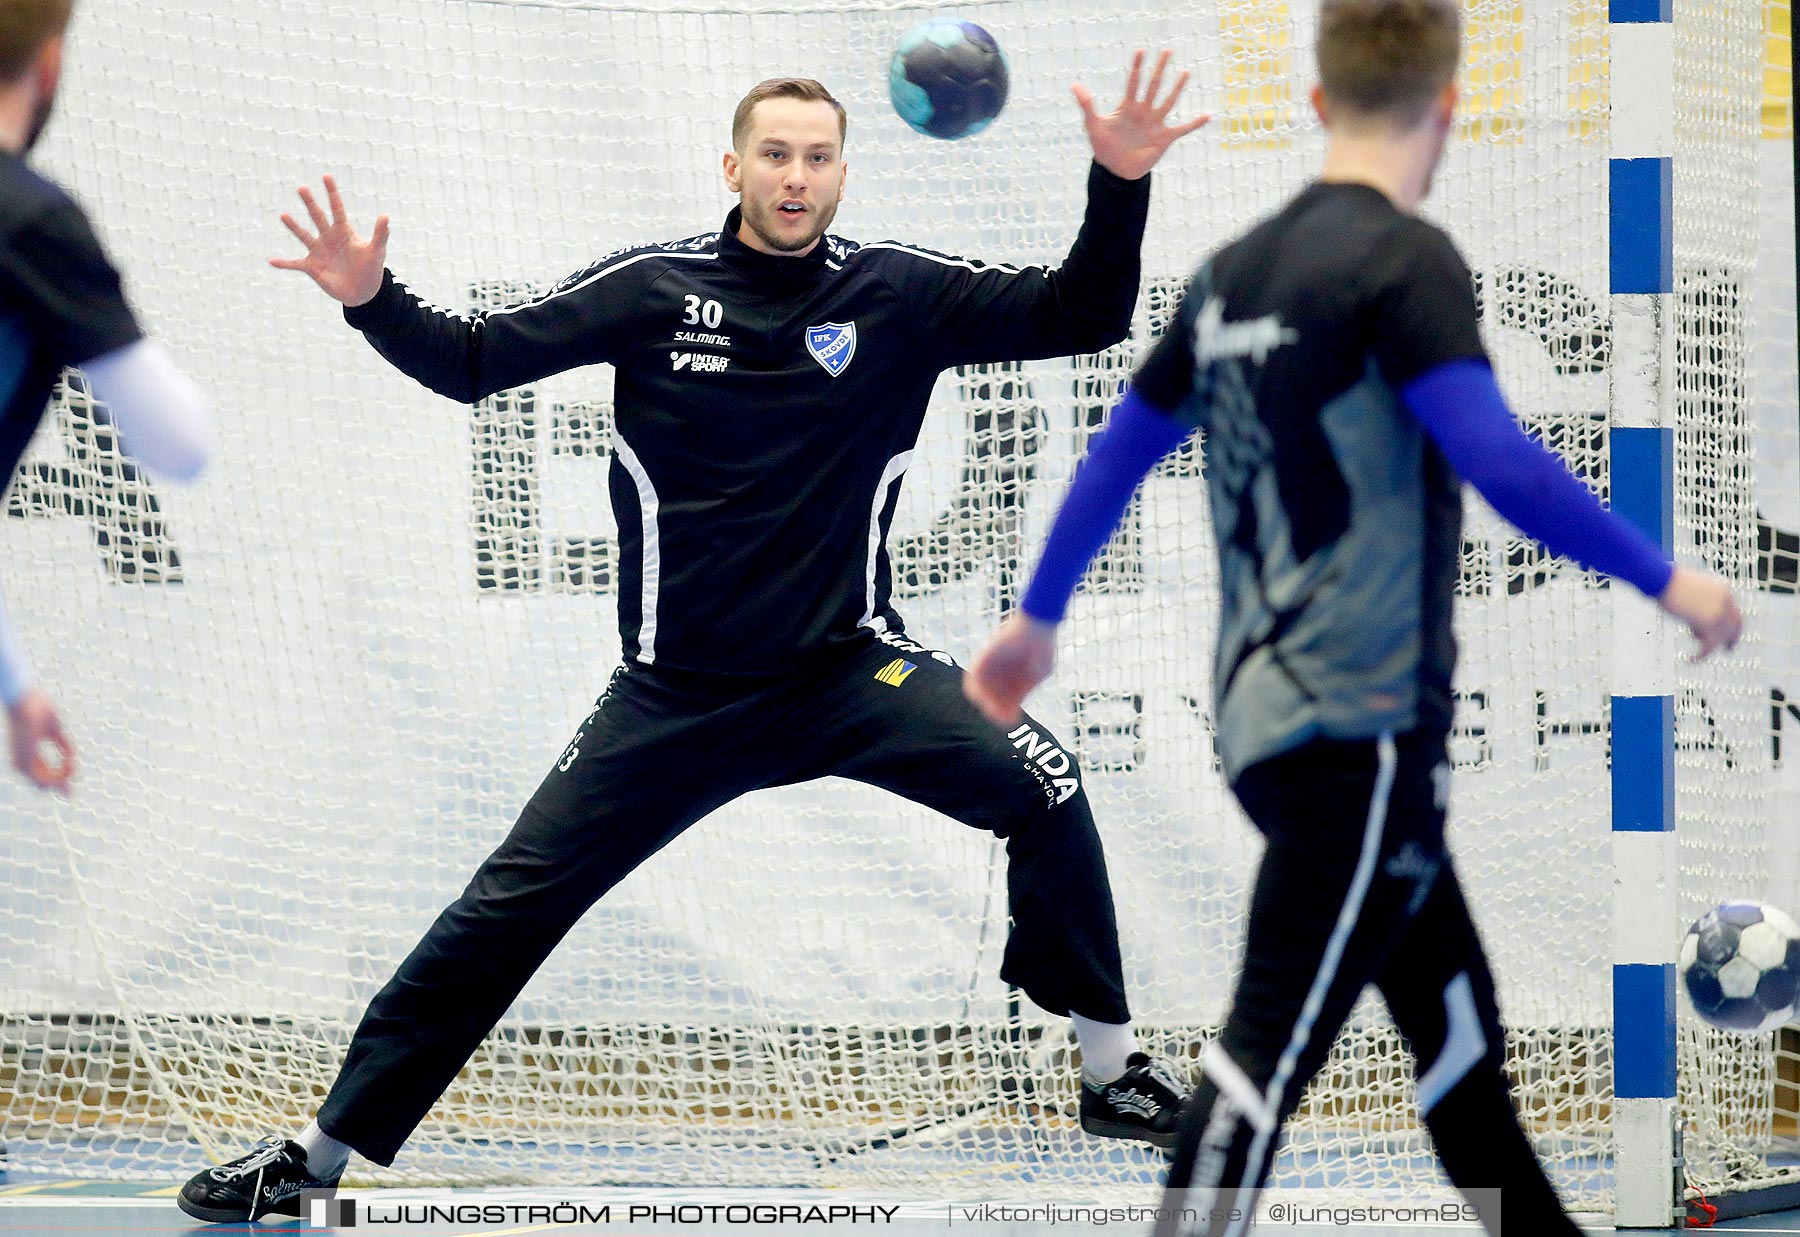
[1074, 49, 1211, 182]
[271, 174, 389, 308]
[964, 611, 1059, 727]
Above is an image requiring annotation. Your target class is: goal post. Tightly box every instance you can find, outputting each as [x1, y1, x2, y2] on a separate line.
[0, 0, 1792, 1219]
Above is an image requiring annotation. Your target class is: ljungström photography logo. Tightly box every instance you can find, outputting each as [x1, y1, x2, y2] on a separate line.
[305, 1191, 355, 1227]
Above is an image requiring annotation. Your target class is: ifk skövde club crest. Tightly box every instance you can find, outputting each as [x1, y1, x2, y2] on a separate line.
[805, 321, 857, 377]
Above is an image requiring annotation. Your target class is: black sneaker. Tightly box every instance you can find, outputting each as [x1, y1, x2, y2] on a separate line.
[177, 1136, 339, 1223]
[1080, 1051, 1187, 1149]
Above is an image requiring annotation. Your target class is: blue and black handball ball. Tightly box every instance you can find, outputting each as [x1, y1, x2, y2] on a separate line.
[1679, 901, 1800, 1032]
[888, 18, 1009, 140]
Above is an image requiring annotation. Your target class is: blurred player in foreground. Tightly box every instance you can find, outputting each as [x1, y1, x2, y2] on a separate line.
[0, 0, 211, 793]
[964, 3, 1741, 1234]
[178, 56, 1208, 1222]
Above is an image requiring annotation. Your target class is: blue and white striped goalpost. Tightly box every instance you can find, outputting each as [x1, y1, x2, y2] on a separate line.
[1608, 0, 1681, 1228]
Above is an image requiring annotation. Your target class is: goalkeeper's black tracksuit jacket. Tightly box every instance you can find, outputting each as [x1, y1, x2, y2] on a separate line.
[317, 163, 1152, 1164]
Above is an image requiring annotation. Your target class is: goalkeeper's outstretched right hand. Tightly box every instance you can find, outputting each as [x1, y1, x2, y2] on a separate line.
[1657, 565, 1743, 660]
[271, 174, 389, 307]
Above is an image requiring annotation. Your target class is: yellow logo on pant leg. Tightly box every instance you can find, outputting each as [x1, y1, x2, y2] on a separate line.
[874, 658, 918, 687]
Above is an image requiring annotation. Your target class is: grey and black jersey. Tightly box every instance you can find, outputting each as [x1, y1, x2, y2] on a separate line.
[346, 162, 1150, 676]
[1134, 181, 1487, 780]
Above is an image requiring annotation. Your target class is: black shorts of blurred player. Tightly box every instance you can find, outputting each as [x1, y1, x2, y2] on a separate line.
[1156, 729, 1583, 1237]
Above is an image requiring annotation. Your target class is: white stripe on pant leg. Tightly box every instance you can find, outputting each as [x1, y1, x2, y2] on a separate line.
[1200, 1042, 1276, 1133]
[1172, 1089, 1247, 1237]
[1416, 972, 1486, 1116]
[1172, 1045, 1274, 1235]
[1221, 730, 1398, 1237]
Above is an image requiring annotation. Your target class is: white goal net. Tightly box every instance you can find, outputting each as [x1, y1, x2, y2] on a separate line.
[0, 0, 1790, 1217]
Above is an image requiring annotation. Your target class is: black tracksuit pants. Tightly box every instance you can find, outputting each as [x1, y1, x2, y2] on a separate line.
[1157, 730, 1582, 1237]
[316, 633, 1129, 1165]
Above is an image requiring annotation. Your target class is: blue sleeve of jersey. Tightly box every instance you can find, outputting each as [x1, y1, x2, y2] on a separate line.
[1018, 387, 1193, 623]
[1402, 359, 1674, 598]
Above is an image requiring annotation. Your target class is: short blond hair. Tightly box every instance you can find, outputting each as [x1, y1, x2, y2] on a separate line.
[1317, 0, 1461, 125]
[731, 77, 847, 152]
[0, 0, 71, 82]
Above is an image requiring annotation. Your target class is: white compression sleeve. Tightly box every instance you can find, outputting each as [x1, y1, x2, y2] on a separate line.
[80, 339, 214, 484]
[0, 592, 34, 707]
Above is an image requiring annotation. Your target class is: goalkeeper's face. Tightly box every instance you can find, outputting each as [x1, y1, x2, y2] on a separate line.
[724, 98, 847, 257]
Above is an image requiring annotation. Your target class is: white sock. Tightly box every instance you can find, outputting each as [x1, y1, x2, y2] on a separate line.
[1070, 1014, 1139, 1085]
[296, 1119, 351, 1180]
